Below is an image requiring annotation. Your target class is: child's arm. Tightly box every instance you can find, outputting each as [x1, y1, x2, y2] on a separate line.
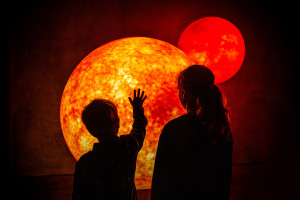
[128, 89, 148, 151]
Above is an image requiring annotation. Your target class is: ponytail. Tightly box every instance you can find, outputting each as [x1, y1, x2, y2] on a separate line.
[195, 85, 230, 144]
[178, 65, 231, 144]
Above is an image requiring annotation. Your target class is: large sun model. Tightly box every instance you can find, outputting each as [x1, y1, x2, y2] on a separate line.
[60, 37, 194, 189]
[61, 17, 245, 189]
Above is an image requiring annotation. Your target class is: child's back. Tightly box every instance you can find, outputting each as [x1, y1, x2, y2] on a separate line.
[73, 89, 147, 200]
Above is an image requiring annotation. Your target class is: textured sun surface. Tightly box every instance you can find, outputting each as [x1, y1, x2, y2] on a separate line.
[60, 37, 194, 189]
[178, 17, 245, 84]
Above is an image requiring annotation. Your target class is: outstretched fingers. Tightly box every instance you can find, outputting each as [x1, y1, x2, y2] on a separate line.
[137, 88, 140, 98]
[128, 96, 133, 104]
[138, 89, 147, 102]
[142, 95, 147, 103]
[134, 89, 145, 99]
[128, 88, 147, 107]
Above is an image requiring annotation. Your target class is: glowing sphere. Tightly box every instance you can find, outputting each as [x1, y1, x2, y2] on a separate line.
[178, 17, 245, 84]
[60, 37, 194, 189]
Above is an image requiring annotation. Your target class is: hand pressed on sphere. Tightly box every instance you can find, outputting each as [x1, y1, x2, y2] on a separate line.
[128, 89, 147, 108]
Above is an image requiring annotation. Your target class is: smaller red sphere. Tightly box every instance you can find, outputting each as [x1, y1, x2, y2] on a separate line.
[178, 17, 245, 84]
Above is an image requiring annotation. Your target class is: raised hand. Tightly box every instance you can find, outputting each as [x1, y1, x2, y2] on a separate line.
[128, 89, 147, 108]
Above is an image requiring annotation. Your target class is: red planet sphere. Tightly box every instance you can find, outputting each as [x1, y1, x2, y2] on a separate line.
[178, 17, 245, 84]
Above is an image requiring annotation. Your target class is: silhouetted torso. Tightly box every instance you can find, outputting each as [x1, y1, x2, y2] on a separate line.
[73, 107, 147, 200]
[152, 114, 232, 200]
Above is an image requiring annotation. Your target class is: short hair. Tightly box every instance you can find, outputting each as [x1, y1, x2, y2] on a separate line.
[81, 99, 118, 138]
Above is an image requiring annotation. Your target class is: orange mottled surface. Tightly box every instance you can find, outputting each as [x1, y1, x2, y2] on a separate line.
[60, 37, 194, 189]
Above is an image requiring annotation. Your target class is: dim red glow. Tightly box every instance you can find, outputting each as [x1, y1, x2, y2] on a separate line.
[178, 17, 245, 84]
[60, 37, 194, 189]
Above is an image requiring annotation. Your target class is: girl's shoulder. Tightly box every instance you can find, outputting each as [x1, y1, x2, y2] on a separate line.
[163, 113, 201, 133]
[164, 114, 192, 125]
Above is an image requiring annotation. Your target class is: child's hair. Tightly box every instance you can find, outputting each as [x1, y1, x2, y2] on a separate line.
[81, 99, 119, 138]
[178, 65, 231, 143]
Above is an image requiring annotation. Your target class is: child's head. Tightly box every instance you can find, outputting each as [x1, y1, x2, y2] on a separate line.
[81, 99, 119, 139]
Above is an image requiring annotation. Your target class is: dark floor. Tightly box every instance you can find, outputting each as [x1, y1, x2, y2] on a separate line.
[10, 163, 300, 200]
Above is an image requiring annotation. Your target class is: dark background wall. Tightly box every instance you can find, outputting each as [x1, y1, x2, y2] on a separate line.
[7, 0, 299, 198]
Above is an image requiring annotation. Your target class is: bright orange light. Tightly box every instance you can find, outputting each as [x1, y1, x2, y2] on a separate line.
[178, 17, 245, 84]
[60, 37, 194, 189]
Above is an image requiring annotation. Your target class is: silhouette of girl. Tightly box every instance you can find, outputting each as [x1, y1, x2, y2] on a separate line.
[151, 65, 233, 200]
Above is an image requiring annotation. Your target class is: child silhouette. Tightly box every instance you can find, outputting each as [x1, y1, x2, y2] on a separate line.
[73, 89, 147, 200]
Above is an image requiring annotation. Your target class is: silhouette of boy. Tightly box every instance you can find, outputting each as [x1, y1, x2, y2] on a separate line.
[73, 89, 147, 200]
